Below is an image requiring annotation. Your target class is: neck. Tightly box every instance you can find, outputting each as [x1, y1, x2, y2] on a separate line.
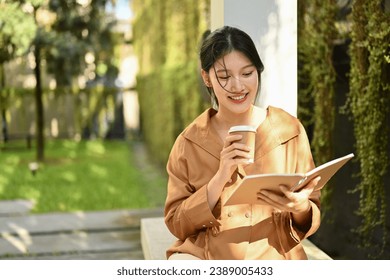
[214, 105, 255, 130]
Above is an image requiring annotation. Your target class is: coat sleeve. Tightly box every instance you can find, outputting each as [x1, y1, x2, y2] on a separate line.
[164, 135, 221, 240]
[288, 121, 321, 241]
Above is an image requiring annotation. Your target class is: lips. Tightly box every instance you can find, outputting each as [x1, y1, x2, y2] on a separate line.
[228, 93, 249, 103]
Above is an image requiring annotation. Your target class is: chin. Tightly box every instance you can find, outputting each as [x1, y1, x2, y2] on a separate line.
[229, 103, 253, 115]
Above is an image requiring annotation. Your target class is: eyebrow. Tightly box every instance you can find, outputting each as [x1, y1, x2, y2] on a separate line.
[215, 64, 255, 73]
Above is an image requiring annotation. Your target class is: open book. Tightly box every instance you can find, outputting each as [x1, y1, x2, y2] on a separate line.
[224, 153, 354, 206]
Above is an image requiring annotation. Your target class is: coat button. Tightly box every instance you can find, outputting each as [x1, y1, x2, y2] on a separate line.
[228, 212, 233, 217]
[245, 213, 250, 218]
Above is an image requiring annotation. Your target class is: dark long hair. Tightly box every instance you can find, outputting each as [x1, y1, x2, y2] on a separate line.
[199, 26, 264, 107]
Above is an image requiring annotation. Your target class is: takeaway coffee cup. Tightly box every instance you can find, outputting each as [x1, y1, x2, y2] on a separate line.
[228, 125, 256, 163]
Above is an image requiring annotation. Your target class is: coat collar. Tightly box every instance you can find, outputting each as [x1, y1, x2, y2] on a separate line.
[181, 106, 300, 161]
[182, 108, 222, 160]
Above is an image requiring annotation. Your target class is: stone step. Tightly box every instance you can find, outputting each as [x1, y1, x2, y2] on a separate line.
[0, 229, 140, 257]
[0, 204, 164, 260]
[0, 200, 35, 217]
[0, 208, 163, 234]
[3, 250, 144, 260]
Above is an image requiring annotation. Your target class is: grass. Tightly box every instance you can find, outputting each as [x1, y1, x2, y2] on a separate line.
[0, 139, 167, 213]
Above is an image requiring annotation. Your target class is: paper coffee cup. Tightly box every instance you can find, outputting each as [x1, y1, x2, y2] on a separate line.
[228, 125, 256, 163]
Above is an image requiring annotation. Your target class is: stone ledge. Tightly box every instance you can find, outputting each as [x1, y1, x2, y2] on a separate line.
[0, 200, 35, 217]
[141, 217, 332, 260]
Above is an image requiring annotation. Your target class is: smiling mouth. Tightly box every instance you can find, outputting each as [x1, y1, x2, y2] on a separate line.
[229, 93, 248, 101]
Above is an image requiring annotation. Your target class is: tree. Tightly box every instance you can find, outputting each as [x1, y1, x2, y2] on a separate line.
[0, 0, 37, 142]
[46, 0, 118, 139]
[1, 0, 119, 159]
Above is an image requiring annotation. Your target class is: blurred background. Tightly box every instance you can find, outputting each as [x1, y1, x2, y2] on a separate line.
[0, 0, 389, 259]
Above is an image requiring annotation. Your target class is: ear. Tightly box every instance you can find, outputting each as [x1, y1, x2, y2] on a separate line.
[201, 69, 211, 87]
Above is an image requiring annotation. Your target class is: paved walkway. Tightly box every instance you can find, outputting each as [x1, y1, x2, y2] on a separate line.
[1, 200, 332, 260]
[0, 200, 163, 260]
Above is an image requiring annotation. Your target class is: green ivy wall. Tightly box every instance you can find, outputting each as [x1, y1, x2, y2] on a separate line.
[298, 0, 389, 258]
[132, 0, 210, 164]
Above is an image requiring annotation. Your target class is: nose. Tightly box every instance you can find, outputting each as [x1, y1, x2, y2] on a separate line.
[229, 76, 244, 92]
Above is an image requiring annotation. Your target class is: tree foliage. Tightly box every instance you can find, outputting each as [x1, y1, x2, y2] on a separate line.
[46, 0, 116, 87]
[0, 1, 37, 63]
[0, 0, 121, 160]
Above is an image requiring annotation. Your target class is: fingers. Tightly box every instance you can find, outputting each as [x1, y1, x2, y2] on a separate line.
[219, 134, 253, 178]
[257, 189, 286, 204]
[221, 147, 252, 168]
[222, 142, 251, 156]
[257, 189, 289, 211]
[221, 135, 251, 161]
[308, 176, 321, 188]
[258, 182, 316, 213]
[223, 134, 243, 148]
[255, 177, 321, 214]
[298, 176, 321, 191]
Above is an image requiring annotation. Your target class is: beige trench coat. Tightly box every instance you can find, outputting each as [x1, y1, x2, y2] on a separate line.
[164, 106, 321, 260]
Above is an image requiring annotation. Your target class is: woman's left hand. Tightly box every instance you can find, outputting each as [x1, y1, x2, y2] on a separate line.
[257, 176, 321, 214]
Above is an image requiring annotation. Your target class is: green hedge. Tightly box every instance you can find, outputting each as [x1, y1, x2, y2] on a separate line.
[137, 62, 208, 164]
[132, 0, 209, 165]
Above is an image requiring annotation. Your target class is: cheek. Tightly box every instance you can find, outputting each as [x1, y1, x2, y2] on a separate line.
[213, 88, 226, 100]
[252, 76, 259, 88]
[210, 75, 221, 87]
[210, 78, 227, 94]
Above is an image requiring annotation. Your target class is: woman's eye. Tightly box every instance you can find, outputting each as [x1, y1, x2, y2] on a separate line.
[218, 76, 230, 80]
[243, 71, 253, 77]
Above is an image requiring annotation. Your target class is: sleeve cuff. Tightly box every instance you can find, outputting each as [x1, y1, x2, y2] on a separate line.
[182, 184, 221, 230]
[288, 200, 320, 242]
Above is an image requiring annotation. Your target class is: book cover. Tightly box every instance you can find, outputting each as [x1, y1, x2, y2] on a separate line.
[224, 153, 354, 206]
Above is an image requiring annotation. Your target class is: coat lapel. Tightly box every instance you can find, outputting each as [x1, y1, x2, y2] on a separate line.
[183, 108, 222, 160]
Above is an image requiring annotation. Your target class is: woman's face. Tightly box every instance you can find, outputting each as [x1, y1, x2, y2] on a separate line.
[203, 50, 259, 115]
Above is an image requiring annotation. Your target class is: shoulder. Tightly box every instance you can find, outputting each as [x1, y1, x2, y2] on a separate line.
[170, 108, 214, 152]
[169, 108, 221, 161]
[181, 108, 215, 139]
[267, 106, 305, 143]
[268, 106, 299, 124]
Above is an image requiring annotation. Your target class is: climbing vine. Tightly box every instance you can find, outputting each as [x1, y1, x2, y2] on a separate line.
[298, 0, 337, 214]
[346, 0, 390, 258]
[299, 0, 390, 258]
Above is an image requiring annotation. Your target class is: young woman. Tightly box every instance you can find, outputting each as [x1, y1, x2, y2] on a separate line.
[164, 26, 321, 260]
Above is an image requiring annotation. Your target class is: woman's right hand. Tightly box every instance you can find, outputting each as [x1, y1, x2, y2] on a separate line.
[206, 133, 252, 209]
[218, 134, 252, 183]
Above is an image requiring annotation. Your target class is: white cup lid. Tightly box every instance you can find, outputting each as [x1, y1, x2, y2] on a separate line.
[228, 125, 257, 133]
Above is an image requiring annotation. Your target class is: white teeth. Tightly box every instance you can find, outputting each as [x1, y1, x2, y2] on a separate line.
[230, 94, 246, 100]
